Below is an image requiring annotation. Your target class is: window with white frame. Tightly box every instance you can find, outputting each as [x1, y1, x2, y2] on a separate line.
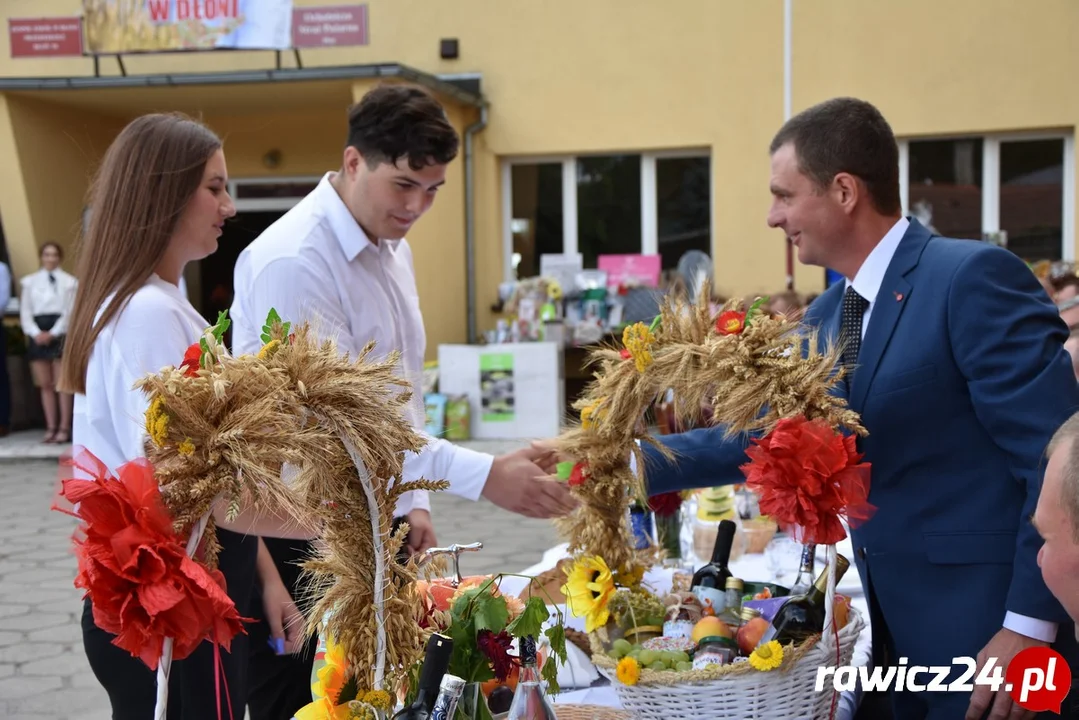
[900, 133, 1074, 262]
[504, 152, 712, 281]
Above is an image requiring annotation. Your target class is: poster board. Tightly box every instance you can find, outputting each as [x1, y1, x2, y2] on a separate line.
[438, 342, 563, 440]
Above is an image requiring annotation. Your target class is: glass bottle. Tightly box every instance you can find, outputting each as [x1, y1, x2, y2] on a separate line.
[392, 633, 454, 719]
[789, 544, 817, 596]
[430, 673, 465, 720]
[717, 577, 744, 627]
[690, 519, 735, 615]
[759, 554, 850, 647]
[505, 636, 557, 720]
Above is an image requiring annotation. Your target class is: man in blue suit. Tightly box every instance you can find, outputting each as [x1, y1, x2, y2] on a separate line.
[642, 98, 1079, 719]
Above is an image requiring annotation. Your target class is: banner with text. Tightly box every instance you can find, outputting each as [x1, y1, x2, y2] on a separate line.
[83, 0, 293, 53]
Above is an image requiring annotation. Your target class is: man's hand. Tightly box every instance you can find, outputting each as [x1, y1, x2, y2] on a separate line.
[529, 440, 563, 476]
[483, 446, 578, 519]
[406, 508, 437, 555]
[260, 579, 305, 655]
[965, 628, 1047, 720]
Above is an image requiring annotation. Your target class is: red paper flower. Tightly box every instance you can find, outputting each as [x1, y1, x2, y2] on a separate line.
[477, 629, 517, 682]
[57, 451, 246, 670]
[179, 343, 201, 378]
[716, 311, 746, 336]
[740, 416, 874, 545]
[648, 491, 683, 518]
[620, 348, 632, 360]
[568, 462, 591, 487]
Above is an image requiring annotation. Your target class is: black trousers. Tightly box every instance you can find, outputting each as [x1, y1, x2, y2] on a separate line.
[82, 528, 258, 720]
[247, 518, 411, 720]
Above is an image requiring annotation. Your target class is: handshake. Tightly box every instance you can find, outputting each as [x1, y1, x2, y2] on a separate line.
[481, 441, 577, 519]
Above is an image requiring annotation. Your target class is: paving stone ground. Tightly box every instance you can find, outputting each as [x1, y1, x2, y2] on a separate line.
[0, 435, 560, 719]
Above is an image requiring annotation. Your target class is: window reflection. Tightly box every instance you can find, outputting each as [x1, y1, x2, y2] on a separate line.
[908, 138, 983, 239]
[511, 163, 564, 279]
[1000, 139, 1063, 261]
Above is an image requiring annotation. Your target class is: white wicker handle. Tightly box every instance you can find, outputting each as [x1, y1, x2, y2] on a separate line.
[154, 504, 216, 720]
[820, 544, 838, 656]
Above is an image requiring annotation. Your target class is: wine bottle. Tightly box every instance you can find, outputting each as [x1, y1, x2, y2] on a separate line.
[789, 544, 817, 596]
[690, 519, 736, 614]
[759, 554, 850, 647]
[392, 633, 454, 719]
[430, 673, 466, 720]
[717, 577, 744, 627]
[505, 635, 557, 720]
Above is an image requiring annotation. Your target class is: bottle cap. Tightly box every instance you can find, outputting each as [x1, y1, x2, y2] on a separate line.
[438, 673, 466, 697]
[740, 606, 762, 622]
[725, 577, 744, 591]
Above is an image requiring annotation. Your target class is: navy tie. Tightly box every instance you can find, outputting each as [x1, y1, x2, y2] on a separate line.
[840, 286, 869, 373]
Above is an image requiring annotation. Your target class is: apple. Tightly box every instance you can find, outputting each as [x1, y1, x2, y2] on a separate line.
[691, 616, 732, 645]
[737, 617, 769, 655]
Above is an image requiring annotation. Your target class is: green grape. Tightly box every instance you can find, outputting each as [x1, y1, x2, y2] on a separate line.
[638, 650, 658, 666]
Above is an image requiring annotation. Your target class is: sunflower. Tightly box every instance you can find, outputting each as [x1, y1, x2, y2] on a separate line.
[561, 555, 616, 632]
[616, 656, 640, 685]
[749, 640, 784, 671]
[296, 635, 352, 720]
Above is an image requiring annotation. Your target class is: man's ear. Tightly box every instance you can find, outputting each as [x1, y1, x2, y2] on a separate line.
[832, 172, 860, 215]
[343, 146, 363, 178]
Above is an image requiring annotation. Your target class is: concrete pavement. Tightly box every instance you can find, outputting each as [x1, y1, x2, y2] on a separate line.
[0, 436, 561, 720]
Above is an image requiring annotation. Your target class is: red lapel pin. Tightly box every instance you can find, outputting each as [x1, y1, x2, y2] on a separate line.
[894, 292, 904, 302]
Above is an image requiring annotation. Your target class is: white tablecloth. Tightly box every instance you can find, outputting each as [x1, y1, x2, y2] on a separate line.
[499, 537, 874, 719]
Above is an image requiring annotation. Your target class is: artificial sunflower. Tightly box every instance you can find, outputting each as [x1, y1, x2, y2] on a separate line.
[561, 555, 616, 632]
[144, 396, 169, 447]
[296, 635, 352, 720]
[621, 322, 656, 373]
[749, 640, 784, 671]
[616, 656, 640, 686]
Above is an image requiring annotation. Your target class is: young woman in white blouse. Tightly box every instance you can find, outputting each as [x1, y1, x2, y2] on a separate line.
[20, 241, 76, 443]
[60, 114, 314, 720]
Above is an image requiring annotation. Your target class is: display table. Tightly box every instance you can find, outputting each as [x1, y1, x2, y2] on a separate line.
[499, 537, 873, 719]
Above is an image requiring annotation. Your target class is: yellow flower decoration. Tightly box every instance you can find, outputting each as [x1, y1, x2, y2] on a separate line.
[361, 690, 391, 711]
[258, 338, 282, 360]
[614, 564, 645, 590]
[561, 555, 616, 633]
[144, 396, 169, 447]
[749, 640, 784, 671]
[296, 635, 351, 720]
[580, 398, 609, 430]
[178, 438, 195, 457]
[547, 279, 563, 301]
[616, 656, 640, 686]
[622, 322, 656, 373]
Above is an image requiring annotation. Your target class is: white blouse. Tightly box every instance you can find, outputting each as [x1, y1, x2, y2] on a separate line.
[72, 275, 206, 475]
[20, 267, 77, 337]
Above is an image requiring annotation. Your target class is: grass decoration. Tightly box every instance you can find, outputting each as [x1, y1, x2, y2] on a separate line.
[134, 312, 448, 692]
[552, 282, 864, 577]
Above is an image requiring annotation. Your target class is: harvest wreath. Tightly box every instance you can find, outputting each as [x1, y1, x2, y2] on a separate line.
[550, 285, 872, 719]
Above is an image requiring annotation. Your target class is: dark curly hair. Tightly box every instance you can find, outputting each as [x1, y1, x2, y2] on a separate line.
[346, 84, 459, 171]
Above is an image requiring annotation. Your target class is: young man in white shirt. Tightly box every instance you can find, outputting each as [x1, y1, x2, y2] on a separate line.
[231, 83, 576, 720]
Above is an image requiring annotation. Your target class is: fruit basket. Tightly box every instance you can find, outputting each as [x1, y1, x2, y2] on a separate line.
[549, 288, 872, 720]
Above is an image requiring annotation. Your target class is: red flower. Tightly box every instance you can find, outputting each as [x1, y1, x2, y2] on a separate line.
[477, 629, 517, 682]
[716, 311, 746, 336]
[648, 491, 683, 518]
[620, 348, 632, 360]
[179, 343, 201, 378]
[57, 451, 246, 670]
[568, 462, 590, 487]
[740, 417, 874, 545]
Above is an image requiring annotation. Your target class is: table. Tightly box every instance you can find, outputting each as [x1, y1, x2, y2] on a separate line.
[499, 537, 874, 719]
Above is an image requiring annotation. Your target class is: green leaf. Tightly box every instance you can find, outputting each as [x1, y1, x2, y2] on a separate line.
[544, 624, 567, 663]
[212, 310, 231, 343]
[744, 296, 769, 327]
[648, 314, 662, 333]
[507, 596, 549, 639]
[472, 593, 510, 633]
[541, 653, 561, 695]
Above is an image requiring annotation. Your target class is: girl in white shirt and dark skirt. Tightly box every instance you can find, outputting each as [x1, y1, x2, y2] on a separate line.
[59, 113, 313, 720]
[20, 242, 76, 443]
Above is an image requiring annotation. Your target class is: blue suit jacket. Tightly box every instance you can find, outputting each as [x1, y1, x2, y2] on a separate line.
[645, 219, 1079, 676]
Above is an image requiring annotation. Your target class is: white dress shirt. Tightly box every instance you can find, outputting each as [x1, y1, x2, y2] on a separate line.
[230, 173, 493, 516]
[846, 216, 1055, 644]
[20, 267, 77, 337]
[0, 262, 11, 313]
[72, 275, 207, 475]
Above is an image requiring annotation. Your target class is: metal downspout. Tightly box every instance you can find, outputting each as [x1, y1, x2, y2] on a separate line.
[464, 104, 489, 344]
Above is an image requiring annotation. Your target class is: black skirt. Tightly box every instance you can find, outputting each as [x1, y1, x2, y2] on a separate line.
[26, 314, 65, 361]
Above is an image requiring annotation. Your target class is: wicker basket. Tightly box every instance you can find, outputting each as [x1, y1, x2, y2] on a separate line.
[554, 705, 632, 720]
[593, 606, 863, 720]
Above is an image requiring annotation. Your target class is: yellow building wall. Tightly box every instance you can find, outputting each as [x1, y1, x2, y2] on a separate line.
[0, 0, 1076, 337]
[0, 94, 123, 279]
